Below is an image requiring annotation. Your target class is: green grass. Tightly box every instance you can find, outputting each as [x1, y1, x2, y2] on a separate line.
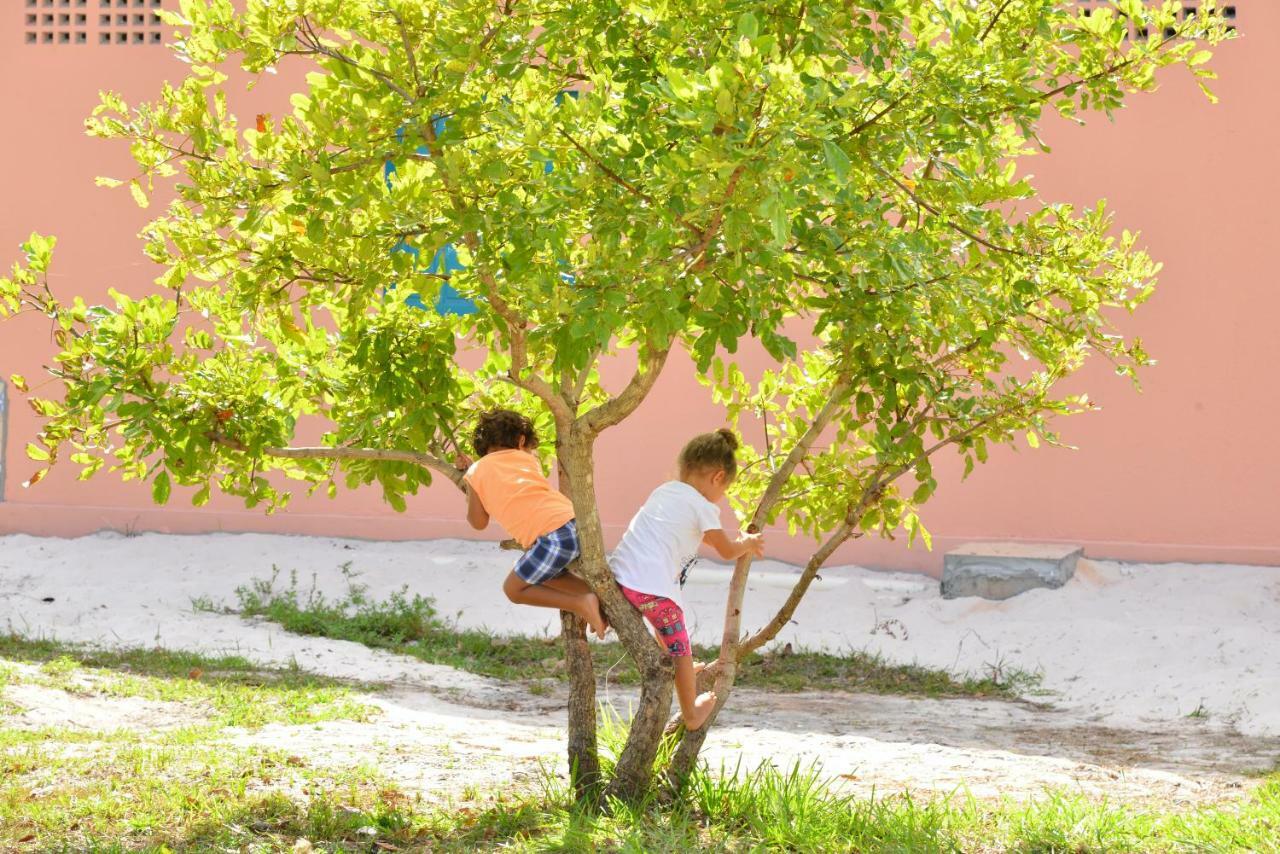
[5, 745, 1275, 852]
[0, 634, 377, 730]
[2, 634, 1276, 851]
[228, 566, 1034, 701]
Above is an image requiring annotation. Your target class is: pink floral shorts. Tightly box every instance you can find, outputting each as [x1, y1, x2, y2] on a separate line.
[619, 586, 690, 658]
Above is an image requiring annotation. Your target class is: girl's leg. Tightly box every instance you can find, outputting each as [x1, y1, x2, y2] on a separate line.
[674, 655, 716, 731]
[626, 590, 713, 730]
[502, 571, 607, 637]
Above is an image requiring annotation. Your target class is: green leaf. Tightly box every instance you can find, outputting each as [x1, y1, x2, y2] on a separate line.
[129, 180, 150, 209]
[736, 12, 760, 39]
[823, 141, 852, 184]
[9, 374, 28, 392]
[665, 67, 695, 99]
[152, 470, 172, 505]
[22, 233, 56, 273]
[25, 443, 49, 462]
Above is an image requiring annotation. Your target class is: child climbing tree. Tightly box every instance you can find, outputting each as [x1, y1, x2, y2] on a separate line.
[1, 0, 1231, 800]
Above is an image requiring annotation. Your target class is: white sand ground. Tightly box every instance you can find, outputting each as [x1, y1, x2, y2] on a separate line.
[2, 531, 1278, 805]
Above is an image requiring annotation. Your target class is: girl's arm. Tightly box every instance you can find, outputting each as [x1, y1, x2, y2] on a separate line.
[465, 484, 490, 531]
[702, 529, 765, 561]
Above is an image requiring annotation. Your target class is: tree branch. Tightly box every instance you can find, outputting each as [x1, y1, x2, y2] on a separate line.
[557, 129, 655, 205]
[738, 502, 868, 655]
[294, 17, 416, 103]
[580, 341, 673, 434]
[209, 438, 465, 491]
[876, 165, 1028, 256]
[980, 0, 1016, 42]
[847, 88, 911, 138]
[390, 9, 423, 97]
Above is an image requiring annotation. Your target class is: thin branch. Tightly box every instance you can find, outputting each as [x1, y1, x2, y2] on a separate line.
[847, 88, 911, 138]
[390, 9, 423, 97]
[294, 17, 415, 103]
[738, 506, 866, 655]
[475, 267, 574, 426]
[980, 0, 1016, 42]
[875, 164, 1029, 256]
[208, 437, 465, 491]
[557, 129, 655, 205]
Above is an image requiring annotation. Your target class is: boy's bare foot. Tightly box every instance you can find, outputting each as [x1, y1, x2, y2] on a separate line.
[580, 592, 608, 638]
[683, 691, 717, 731]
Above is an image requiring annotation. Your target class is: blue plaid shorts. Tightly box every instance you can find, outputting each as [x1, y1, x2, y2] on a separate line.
[514, 520, 580, 584]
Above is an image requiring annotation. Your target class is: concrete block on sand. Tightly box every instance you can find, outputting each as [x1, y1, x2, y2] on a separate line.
[941, 542, 1083, 600]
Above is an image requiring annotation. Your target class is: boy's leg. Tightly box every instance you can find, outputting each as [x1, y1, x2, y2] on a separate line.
[542, 573, 610, 632]
[506, 523, 606, 637]
[502, 571, 607, 638]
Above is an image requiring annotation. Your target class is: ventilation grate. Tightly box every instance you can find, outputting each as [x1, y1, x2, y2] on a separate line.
[1075, 1, 1238, 39]
[23, 0, 164, 45]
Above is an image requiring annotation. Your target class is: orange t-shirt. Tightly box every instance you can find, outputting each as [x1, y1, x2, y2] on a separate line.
[464, 449, 575, 549]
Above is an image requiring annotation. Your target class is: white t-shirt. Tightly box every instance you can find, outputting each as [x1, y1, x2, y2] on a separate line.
[609, 481, 723, 608]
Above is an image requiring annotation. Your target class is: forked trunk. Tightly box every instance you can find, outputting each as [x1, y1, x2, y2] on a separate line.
[559, 429, 674, 802]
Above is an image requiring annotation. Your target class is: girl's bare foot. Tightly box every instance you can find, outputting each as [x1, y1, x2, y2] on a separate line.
[580, 592, 608, 638]
[683, 690, 717, 731]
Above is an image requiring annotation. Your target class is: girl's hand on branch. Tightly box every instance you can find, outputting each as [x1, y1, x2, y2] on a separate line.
[740, 532, 765, 558]
[454, 453, 474, 471]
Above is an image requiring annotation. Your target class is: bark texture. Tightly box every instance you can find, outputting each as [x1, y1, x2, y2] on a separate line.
[555, 455, 601, 796]
[560, 608, 601, 794]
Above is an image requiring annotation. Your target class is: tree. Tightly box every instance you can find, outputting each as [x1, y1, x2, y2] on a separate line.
[2, 0, 1230, 800]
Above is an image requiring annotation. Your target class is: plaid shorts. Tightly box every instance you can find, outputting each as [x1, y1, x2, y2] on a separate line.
[619, 586, 690, 658]
[513, 520, 580, 585]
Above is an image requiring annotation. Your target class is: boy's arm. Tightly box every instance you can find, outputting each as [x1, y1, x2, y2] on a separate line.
[464, 483, 490, 530]
[702, 529, 765, 561]
[455, 453, 489, 530]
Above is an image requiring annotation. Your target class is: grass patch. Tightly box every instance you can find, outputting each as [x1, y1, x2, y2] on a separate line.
[230, 566, 1031, 701]
[5, 743, 1276, 852]
[0, 742, 406, 850]
[2, 625, 1274, 850]
[0, 634, 377, 729]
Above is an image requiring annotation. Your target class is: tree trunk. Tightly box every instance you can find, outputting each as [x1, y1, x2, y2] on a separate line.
[560, 608, 601, 795]
[555, 453, 600, 797]
[559, 428, 674, 801]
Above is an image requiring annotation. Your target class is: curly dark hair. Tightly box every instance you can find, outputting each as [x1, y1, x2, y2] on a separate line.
[472, 409, 539, 456]
[678, 428, 740, 480]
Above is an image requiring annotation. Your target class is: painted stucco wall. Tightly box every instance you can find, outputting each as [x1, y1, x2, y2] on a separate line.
[2, 4, 1276, 574]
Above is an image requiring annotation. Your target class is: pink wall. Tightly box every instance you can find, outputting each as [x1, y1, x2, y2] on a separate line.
[2, 5, 1277, 574]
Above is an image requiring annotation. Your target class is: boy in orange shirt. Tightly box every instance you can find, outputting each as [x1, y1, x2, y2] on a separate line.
[457, 409, 608, 637]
